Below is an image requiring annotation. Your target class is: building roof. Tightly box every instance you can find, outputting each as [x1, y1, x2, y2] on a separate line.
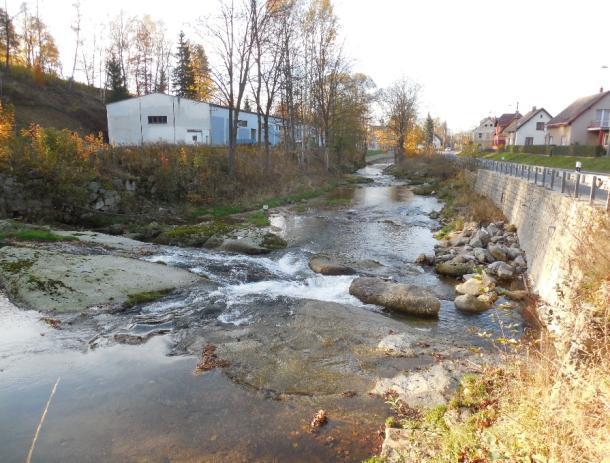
[503, 117, 521, 134]
[496, 112, 521, 130]
[547, 91, 610, 127]
[515, 107, 551, 130]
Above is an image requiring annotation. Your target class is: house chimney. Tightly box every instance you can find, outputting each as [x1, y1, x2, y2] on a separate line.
[532, 106, 536, 111]
[601, 86, 604, 93]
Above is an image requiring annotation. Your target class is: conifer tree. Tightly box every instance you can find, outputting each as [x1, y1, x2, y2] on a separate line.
[425, 113, 434, 146]
[172, 31, 196, 98]
[106, 53, 129, 103]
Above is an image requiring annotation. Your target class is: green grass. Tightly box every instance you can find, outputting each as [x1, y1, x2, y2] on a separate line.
[162, 222, 234, 238]
[366, 149, 388, 158]
[247, 211, 271, 227]
[1, 229, 78, 242]
[325, 197, 352, 206]
[480, 152, 610, 173]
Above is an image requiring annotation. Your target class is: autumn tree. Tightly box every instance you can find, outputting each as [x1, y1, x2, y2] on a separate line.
[108, 12, 134, 92]
[19, 4, 60, 74]
[382, 77, 420, 162]
[172, 31, 196, 98]
[191, 43, 213, 100]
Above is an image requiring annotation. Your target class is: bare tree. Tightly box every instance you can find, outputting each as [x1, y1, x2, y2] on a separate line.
[70, 0, 82, 81]
[206, 0, 256, 176]
[109, 12, 134, 92]
[382, 77, 420, 163]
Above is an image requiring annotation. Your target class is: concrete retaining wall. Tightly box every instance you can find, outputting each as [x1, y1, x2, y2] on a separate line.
[474, 169, 607, 326]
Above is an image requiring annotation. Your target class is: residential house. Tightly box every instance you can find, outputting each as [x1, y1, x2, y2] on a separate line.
[514, 107, 552, 146]
[106, 93, 283, 146]
[472, 117, 496, 150]
[503, 117, 520, 146]
[546, 89, 610, 147]
[493, 112, 521, 149]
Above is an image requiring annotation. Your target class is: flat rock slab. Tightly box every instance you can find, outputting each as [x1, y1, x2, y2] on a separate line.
[349, 277, 440, 317]
[54, 230, 159, 254]
[309, 255, 355, 275]
[0, 246, 200, 313]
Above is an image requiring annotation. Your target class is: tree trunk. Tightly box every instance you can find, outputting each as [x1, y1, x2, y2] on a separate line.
[228, 107, 237, 176]
[264, 113, 271, 175]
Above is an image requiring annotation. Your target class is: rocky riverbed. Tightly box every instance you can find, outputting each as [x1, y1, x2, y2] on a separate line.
[0, 161, 527, 462]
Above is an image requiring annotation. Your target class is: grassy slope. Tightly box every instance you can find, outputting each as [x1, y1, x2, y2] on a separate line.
[0, 66, 107, 136]
[479, 151, 610, 173]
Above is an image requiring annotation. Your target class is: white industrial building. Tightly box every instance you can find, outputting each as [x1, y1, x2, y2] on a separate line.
[106, 93, 283, 147]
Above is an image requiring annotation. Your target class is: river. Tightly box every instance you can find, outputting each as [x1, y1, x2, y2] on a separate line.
[0, 160, 525, 462]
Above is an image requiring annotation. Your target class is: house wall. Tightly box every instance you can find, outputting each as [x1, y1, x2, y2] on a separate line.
[547, 93, 610, 146]
[515, 111, 551, 145]
[209, 105, 282, 146]
[107, 94, 210, 146]
[546, 124, 571, 146]
[472, 118, 495, 149]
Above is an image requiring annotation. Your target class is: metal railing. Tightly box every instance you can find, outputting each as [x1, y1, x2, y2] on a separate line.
[475, 159, 610, 211]
[588, 119, 610, 129]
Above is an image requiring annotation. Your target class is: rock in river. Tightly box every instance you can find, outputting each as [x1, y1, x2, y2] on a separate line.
[309, 255, 355, 275]
[454, 294, 492, 313]
[435, 257, 475, 277]
[349, 277, 440, 317]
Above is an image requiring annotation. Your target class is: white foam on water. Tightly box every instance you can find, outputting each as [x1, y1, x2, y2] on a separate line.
[217, 309, 252, 326]
[214, 274, 363, 307]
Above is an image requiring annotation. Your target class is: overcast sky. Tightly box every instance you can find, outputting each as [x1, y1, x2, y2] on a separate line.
[5, 0, 610, 131]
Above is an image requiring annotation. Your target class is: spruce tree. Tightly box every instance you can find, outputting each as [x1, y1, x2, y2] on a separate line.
[172, 31, 196, 98]
[106, 53, 129, 103]
[425, 113, 434, 146]
[156, 67, 168, 93]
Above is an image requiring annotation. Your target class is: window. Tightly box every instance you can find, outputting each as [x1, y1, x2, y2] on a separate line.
[536, 122, 545, 131]
[560, 136, 567, 146]
[192, 135, 198, 142]
[478, 133, 482, 139]
[148, 115, 167, 124]
[238, 120, 247, 127]
[548, 136, 553, 145]
[525, 137, 534, 146]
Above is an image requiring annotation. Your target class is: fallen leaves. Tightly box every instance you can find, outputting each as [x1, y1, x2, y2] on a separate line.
[310, 409, 328, 431]
[194, 343, 229, 374]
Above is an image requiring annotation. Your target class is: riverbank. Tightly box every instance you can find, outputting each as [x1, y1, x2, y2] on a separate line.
[366, 155, 609, 463]
[0, 160, 526, 462]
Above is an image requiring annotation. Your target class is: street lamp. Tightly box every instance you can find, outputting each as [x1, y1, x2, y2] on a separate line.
[600, 64, 610, 157]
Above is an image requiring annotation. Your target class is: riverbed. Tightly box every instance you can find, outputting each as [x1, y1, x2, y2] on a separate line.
[0, 161, 525, 462]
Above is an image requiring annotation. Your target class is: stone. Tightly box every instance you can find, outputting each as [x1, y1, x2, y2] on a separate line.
[488, 244, 508, 262]
[454, 294, 492, 313]
[377, 333, 417, 357]
[371, 363, 460, 407]
[513, 255, 527, 269]
[473, 247, 487, 263]
[486, 223, 502, 237]
[454, 236, 469, 246]
[435, 258, 475, 277]
[455, 276, 494, 296]
[309, 255, 355, 275]
[488, 261, 514, 280]
[468, 228, 491, 248]
[505, 224, 517, 233]
[506, 246, 522, 260]
[504, 289, 528, 301]
[349, 277, 440, 317]
[415, 253, 434, 265]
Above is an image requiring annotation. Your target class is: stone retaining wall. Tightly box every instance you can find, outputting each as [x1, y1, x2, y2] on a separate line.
[474, 169, 607, 331]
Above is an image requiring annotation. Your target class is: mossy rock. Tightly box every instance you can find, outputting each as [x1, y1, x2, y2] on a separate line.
[155, 222, 235, 247]
[262, 233, 288, 250]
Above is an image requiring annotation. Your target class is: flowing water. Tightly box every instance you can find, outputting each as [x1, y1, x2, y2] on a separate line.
[0, 161, 525, 462]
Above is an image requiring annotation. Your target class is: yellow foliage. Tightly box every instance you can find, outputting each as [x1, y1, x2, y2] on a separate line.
[0, 102, 14, 146]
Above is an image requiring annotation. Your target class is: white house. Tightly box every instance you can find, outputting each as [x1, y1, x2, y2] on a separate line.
[514, 107, 552, 146]
[432, 133, 443, 150]
[472, 117, 495, 149]
[107, 93, 212, 146]
[210, 103, 283, 146]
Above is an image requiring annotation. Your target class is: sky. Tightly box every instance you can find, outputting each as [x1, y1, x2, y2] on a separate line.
[5, 0, 610, 132]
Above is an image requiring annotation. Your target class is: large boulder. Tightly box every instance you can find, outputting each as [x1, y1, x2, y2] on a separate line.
[349, 277, 440, 317]
[454, 294, 492, 313]
[309, 255, 355, 275]
[220, 238, 270, 255]
[435, 258, 476, 277]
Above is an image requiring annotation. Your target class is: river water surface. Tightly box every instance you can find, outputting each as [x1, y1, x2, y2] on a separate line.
[0, 161, 525, 462]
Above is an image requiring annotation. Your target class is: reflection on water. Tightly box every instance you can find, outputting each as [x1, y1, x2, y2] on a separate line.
[0, 161, 526, 462]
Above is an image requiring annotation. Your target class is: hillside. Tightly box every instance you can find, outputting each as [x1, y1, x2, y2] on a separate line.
[0, 66, 107, 137]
